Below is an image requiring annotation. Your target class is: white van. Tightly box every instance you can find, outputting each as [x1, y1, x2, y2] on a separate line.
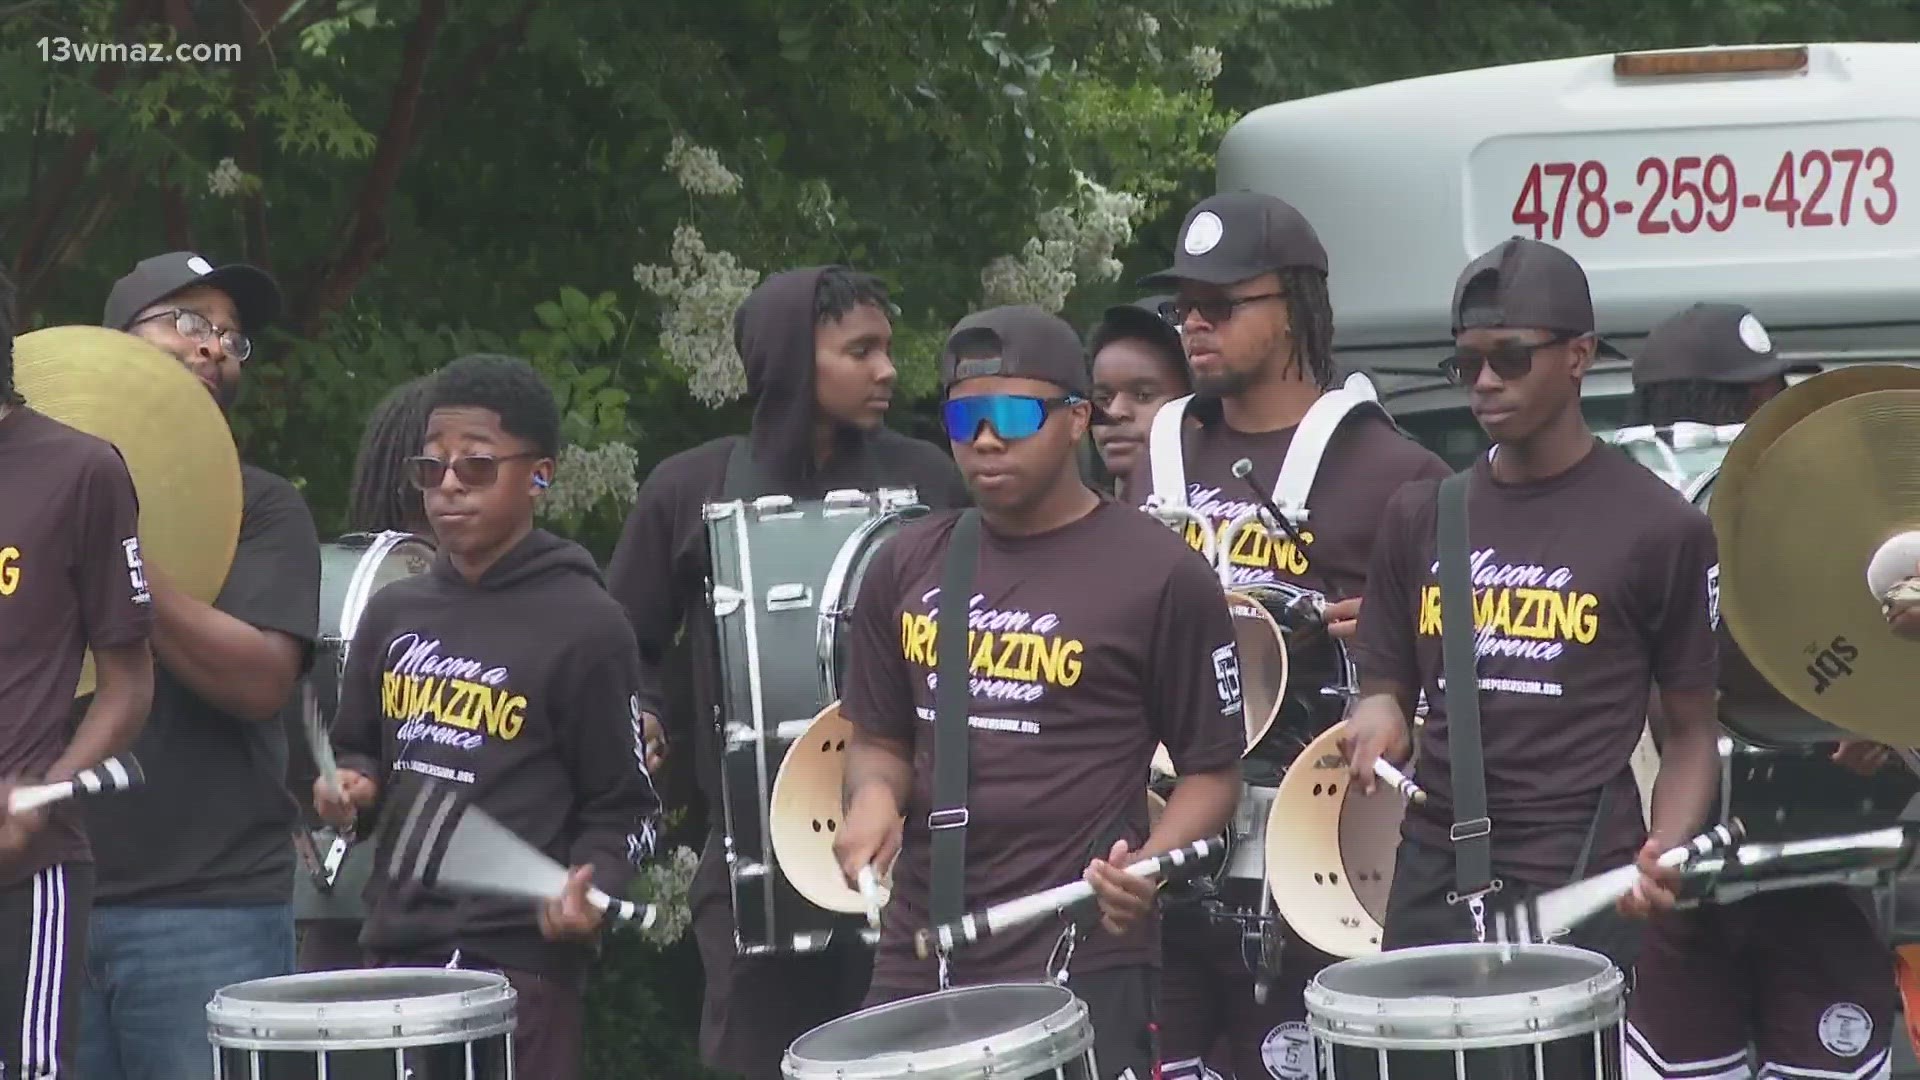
[1217, 42, 1920, 488]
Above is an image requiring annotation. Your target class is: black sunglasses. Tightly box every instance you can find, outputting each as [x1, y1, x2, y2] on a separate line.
[1439, 335, 1576, 386]
[1158, 291, 1286, 327]
[406, 453, 539, 491]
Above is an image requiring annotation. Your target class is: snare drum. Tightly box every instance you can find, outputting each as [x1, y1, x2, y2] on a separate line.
[783, 983, 1096, 1079]
[1306, 943, 1625, 1080]
[1228, 582, 1356, 781]
[207, 968, 516, 1079]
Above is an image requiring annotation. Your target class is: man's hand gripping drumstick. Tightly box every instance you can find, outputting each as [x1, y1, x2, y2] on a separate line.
[1339, 681, 1427, 803]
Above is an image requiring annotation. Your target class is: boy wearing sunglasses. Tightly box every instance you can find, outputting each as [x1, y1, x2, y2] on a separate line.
[1343, 238, 1722, 984]
[317, 354, 662, 1080]
[81, 252, 322, 1080]
[607, 266, 969, 1080]
[1134, 193, 1450, 1080]
[833, 305, 1246, 1080]
[1623, 303, 1897, 1080]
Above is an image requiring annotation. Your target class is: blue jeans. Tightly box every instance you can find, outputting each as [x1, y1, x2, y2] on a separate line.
[80, 903, 295, 1080]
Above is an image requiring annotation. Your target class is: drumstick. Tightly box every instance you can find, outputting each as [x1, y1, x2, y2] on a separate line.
[1370, 758, 1426, 804]
[911, 834, 1225, 960]
[7, 755, 146, 815]
[857, 865, 884, 930]
[400, 780, 660, 930]
[300, 683, 342, 800]
[1494, 820, 1745, 945]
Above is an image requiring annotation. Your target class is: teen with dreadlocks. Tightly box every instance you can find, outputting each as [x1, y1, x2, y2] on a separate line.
[348, 376, 434, 536]
[0, 267, 156, 1080]
[1132, 194, 1450, 1080]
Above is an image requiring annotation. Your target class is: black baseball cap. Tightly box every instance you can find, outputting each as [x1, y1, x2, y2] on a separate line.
[1451, 237, 1624, 357]
[1088, 295, 1183, 365]
[102, 251, 282, 333]
[1139, 192, 1329, 289]
[1634, 303, 1818, 386]
[941, 305, 1110, 419]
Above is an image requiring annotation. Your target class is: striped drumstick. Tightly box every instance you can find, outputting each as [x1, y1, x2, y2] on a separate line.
[911, 834, 1225, 960]
[1371, 758, 1427, 804]
[7, 755, 146, 815]
[1494, 820, 1745, 945]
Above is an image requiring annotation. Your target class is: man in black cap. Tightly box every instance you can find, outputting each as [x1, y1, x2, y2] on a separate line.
[79, 252, 322, 1080]
[1087, 296, 1191, 497]
[1343, 239, 1723, 996]
[0, 269, 156, 1080]
[1132, 193, 1449, 1080]
[833, 305, 1244, 1079]
[1622, 302, 1898, 1080]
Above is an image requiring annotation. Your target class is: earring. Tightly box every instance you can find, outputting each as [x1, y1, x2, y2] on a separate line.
[532, 474, 550, 491]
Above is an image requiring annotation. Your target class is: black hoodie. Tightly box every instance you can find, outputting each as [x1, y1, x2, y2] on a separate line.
[333, 528, 661, 986]
[606, 266, 970, 808]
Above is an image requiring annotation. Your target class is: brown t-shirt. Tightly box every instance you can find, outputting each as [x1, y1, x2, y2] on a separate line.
[0, 406, 152, 885]
[842, 498, 1246, 991]
[1140, 410, 1453, 598]
[1353, 442, 1719, 882]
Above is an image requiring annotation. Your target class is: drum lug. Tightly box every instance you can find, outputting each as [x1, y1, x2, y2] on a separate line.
[731, 858, 769, 881]
[711, 585, 745, 617]
[766, 583, 814, 612]
[823, 489, 875, 515]
[704, 500, 742, 521]
[751, 495, 801, 520]
[724, 722, 762, 747]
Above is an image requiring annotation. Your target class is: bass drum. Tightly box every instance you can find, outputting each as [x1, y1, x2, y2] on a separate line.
[1691, 469, 1851, 747]
[292, 532, 436, 925]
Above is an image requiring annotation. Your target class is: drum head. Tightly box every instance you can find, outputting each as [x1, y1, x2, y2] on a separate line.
[1318, 943, 1611, 1000]
[784, 983, 1092, 1079]
[1308, 942, 1624, 1048]
[769, 703, 893, 914]
[1265, 721, 1403, 957]
[1226, 590, 1288, 754]
[206, 968, 516, 1050]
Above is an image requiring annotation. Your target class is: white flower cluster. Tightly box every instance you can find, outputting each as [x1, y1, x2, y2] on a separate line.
[1188, 45, 1224, 84]
[979, 174, 1149, 312]
[536, 442, 639, 524]
[630, 845, 701, 947]
[798, 179, 837, 230]
[1135, 11, 1161, 36]
[664, 135, 742, 197]
[634, 223, 762, 405]
[207, 157, 246, 198]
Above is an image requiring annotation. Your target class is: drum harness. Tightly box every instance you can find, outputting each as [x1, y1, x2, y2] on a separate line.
[928, 508, 984, 990]
[1435, 469, 1612, 944]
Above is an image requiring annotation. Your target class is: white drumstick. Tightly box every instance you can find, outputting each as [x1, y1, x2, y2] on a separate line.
[1371, 758, 1426, 804]
[857, 865, 884, 930]
[300, 683, 343, 800]
[7, 755, 146, 814]
[912, 834, 1225, 960]
[1495, 821, 1744, 944]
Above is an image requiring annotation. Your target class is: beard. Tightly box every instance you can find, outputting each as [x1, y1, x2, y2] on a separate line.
[1191, 365, 1259, 399]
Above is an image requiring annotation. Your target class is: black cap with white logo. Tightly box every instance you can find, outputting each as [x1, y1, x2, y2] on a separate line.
[1451, 237, 1625, 356]
[1634, 303, 1817, 385]
[1139, 192, 1328, 289]
[102, 251, 282, 333]
[941, 305, 1109, 416]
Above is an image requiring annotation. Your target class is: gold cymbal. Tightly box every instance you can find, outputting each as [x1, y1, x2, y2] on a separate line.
[13, 326, 243, 696]
[1720, 387, 1920, 746]
[1712, 364, 1920, 649]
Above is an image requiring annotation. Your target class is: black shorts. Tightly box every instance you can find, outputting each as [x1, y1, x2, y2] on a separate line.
[1627, 887, 1894, 1079]
[0, 863, 93, 1080]
[1156, 909, 1332, 1080]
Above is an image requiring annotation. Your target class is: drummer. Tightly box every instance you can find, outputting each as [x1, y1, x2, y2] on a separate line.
[834, 305, 1245, 1080]
[1343, 238, 1722, 973]
[1131, 192, 1449, 1079]
[1622, 304, 1899, 1080]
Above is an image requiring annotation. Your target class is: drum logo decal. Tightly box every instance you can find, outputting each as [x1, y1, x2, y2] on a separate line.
[1212, 643, 1244, 717]
[1261, 1021, 1314, 1080]
[1706, 564, 1719, 631]
[1818, 1002, 1872, 1058]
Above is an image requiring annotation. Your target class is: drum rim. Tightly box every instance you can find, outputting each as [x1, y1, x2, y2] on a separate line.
[781, 982, 1094, 1078]
[1303, 943, 1624, 1048]
[816, 506, 918, 703]
[205, 968, 517, 1049]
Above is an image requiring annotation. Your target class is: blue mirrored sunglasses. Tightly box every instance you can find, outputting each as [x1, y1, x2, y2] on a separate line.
[941, 394, 1084, 442]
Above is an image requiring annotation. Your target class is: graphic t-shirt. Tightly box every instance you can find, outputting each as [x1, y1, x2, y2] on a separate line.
[842, 499, 1246, 991]
[0, 407, 152, 885]
[1353, 442, 1719, 882]
[1139, 409, 1452, 598]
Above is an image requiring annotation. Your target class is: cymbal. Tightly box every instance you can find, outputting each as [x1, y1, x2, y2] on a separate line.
[1712, 365, 1920, 651]
[13, 326, 243, 696]
[1720, 387, 1920, 746]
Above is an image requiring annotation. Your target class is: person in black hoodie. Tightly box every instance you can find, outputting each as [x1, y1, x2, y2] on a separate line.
[606, 266, 969, 1080]
[317, 354, 661, 1080]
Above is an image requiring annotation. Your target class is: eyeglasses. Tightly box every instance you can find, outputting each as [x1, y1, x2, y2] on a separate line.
[1158, 292, 1286, 327]
[1439, 335, 1576, 386]
[405, 453, 539, 491]
[134, 308, 252, 362]
[942, 394, 1083, 442]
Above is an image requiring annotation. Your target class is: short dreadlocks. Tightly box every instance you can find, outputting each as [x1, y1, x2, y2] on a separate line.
[1628, 379, 1770, 427]
[1280, 267, 1338, 391]
[347, 377, 433, 535]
